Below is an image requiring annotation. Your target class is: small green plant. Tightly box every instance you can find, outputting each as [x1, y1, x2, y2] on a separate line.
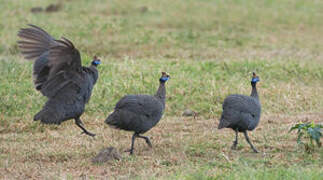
[289, 122, 322, 153]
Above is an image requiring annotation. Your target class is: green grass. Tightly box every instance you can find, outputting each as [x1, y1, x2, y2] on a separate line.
[0, 0, 323, 179]
[1, 0, 323, 60]
[1, 57, 322, 119]
[175, 165, 323, 180]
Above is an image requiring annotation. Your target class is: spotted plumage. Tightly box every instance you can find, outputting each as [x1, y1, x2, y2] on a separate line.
[105, 72, 170, 155]
[17, 24, 100, 136]
[218, 72, 261, 153]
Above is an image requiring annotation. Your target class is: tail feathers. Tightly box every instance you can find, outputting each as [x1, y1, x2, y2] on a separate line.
[105, 110, 131, 130]
[218, 115, 229, 129]
[33, 109, 61, 124]
[105, 111, 119, 128]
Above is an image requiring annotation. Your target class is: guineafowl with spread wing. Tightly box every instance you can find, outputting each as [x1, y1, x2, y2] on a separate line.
[17, 24, 100, 136]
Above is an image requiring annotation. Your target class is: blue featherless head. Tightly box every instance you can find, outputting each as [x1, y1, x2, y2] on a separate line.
[160, 72, 170, 83]
[251, 72, 260, 83]
[92, 55, 101, 66]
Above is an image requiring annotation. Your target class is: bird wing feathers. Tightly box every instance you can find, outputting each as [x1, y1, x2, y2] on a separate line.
[18, 25, 99, 125]
[17, 24, 82, 90]
[47, 37, 82, 78]
[115, 95, 163, 118]
[33, 78, 84, 124]
[219, 94, 260, 129]
[223, 95, 259, 114]
[106, 95, 164, 133]
[17, 24, 56, 60]
[40, 70, 83, 99]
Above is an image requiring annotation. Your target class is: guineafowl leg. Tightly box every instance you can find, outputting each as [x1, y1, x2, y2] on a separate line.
[125, 133, 137, 155]
[243, 131, 258, 153]
[75, 118, 96, 137]
[231, 129, 238, 150]
[137, 134, 152, 148]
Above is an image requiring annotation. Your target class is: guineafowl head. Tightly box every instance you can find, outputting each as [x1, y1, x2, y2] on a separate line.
[251, 72, 259, 86]
[91, 56, 101, 67]
[160, 72, 170, 83]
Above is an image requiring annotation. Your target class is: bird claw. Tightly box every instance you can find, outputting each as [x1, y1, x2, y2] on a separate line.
[231, 141, 238, 150]
[80, 131, 96, 137]
[124, 149, 134, 155]
[253, 149, 259, 153]
[146, 141, 153, 148]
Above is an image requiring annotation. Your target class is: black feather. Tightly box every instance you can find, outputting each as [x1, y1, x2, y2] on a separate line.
[218, 74, 261, 153]
[17, 24, 100, 137]
[105, 73, 169, 155]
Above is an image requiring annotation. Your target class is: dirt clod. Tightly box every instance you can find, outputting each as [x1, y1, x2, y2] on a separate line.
[92, 147, 121, 164]
[182, 109, 195, 117]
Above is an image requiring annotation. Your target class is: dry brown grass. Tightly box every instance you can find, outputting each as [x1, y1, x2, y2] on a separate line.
[1, 112, 322, 179]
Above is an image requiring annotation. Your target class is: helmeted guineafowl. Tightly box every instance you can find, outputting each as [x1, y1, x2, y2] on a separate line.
[218, 72, 261, 153]
[105, 72, 170, 155]
[17, 24, 101, 137]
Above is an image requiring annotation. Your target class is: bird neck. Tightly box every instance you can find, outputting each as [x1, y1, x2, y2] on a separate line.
[250, 83, 259, 99]
[154, 82, 166, 105]
[83, 65, 99, 82]
[90, 64, 98, 68]
[88, 64, 98, 72]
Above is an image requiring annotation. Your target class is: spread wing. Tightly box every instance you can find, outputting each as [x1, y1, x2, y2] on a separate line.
[17, 24, 56, 60]
[40, 70, 84, 98]
[17, 24, 83, 92]
[47, 37, 82, 78]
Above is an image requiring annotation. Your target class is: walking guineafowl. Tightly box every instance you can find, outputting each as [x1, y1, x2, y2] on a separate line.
[218, 72, 261, 153]
[17, 24, 101, 137]
[105, 72, 170, 155]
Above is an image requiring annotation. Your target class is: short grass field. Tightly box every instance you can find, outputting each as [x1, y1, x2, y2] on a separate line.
[1, 0, 323, 179]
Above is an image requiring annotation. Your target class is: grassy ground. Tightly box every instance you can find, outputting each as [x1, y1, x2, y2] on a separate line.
[0, 0, 323, 179]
